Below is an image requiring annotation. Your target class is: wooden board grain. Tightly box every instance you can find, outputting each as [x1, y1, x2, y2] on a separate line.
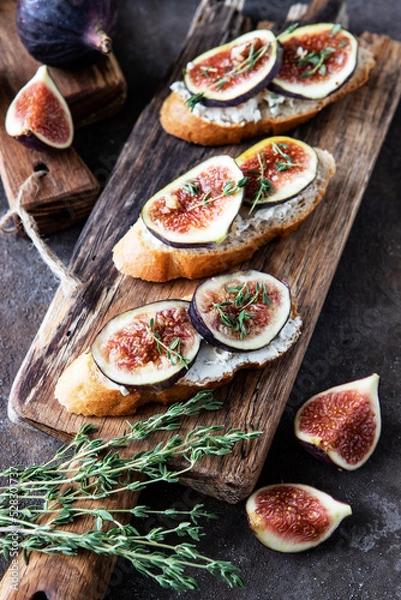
[7, 0, 401, 504]
[0, 0, 127, 234]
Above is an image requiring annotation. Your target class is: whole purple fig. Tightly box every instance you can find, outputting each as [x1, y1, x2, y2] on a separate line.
[16, 0, 118, 69]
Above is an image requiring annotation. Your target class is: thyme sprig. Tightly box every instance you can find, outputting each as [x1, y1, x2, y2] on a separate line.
[148, 317, 190, 369]
[187, 177, 248, 211]
[213, 282, 271, 338]
[0, 391, 261, 591]
[247, 152, 275, 214]
[298, 46, 335, 78]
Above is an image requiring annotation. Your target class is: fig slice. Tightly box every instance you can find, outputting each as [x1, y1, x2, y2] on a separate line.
[5, 65, 74, 151]
[246, 483, 352, 552]
[271, 23, 358, 100]
[189, 270, 292, 351]
[294, 374, 381, 470]
[141, 155, 246, 248]
[184, 29, 282, 107]
[235, 136, 318, 211]
[91, 300, 201, 392]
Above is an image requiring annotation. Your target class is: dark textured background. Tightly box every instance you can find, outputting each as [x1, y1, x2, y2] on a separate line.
[1, 1, 400, 598]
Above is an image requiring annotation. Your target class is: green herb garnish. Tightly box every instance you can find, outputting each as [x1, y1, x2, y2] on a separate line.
[298, 46, 335, 78]
[0, 392, 261, 591]
[149, 317, 190, 368]
[247, 152, 275, 214]
[213, 281, 272, 338]
[185, 92, 205, 111]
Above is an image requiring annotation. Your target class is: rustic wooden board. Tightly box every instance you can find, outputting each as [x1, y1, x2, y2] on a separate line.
[7, 0, 401, 506]
[0, 0, 127, 234]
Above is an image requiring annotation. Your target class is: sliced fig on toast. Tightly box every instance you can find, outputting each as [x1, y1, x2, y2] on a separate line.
[235, 136, 318, 212]
[294, 374, 381, 470]
[271, 23, 358, 99]
[189, 270, 292, 351]
[184, 29, 282, 108]
[141, 155, 246, 248]
[246, 483, 352, 552]
[91, 300, 201, 392]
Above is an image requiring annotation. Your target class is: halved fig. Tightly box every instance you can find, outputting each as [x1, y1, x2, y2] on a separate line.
[184, 29, 282, 107]
[246, 483, 352, 552]
[235, 136, 318, 211]
[91, 300, 201, 392]
[294, 374, 381, 470]
[141, 155, 246, 248]
[271, 23, 358, 99]
[189, 270, 291, 351]
[5, 65, 74, 151]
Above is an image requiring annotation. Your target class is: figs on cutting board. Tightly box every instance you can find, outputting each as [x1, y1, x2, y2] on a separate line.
[246, 483, 352, 552]
[5, 65, 73, 151]
[235, 136, 318, 211]
[91, 300, 201, 392]
[184, 29, 282, 107]
[294, 374, 381, 470]
[141, 155, 246, 248]
[271, 23, 358, 99]
[189, 270, 292, 351]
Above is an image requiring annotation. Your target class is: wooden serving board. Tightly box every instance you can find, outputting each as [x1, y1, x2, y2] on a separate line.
[0, 0, 127, 235]
[7, 0, 401, 506]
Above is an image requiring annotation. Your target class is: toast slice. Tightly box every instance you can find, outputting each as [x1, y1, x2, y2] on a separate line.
[160, 45, 375, 146]
[113, 148, 336, 282]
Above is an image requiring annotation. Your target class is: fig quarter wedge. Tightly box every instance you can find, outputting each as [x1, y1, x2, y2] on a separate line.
[294, 374, 381, 470]
[246, 483, 352, 552]
[5, 65, 74, 151]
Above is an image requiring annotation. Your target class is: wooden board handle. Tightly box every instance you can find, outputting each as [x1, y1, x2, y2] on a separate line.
[0, 488, 139, 600]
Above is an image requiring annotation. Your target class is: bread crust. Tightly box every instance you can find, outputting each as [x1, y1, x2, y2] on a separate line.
[160, 46, 376, 147]
[113, 148, 336, 282]
[55, 308, 301, 417]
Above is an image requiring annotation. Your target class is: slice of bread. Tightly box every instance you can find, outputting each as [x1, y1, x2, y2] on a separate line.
[160, 45, 375, 146]
[113, 148, 336, 282]
[55, 308, 302, 417]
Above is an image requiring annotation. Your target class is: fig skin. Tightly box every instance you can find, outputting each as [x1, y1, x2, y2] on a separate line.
[294, 374, 381, 470]
[16, 0, 118, 69]
[246, 483, 352, 552]
[5, 65, 74, 151]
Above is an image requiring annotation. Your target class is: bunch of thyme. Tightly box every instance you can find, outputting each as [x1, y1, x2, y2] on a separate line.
[0, 391, 261, 591]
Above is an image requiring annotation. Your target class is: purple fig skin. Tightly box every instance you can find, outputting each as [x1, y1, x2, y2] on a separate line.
[268, 64, 356, 100]
[16, 0, 118, 69]
[13, 133, 53, 152]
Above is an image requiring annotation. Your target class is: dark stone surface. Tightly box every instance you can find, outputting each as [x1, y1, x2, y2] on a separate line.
[0, 1, 400, 598]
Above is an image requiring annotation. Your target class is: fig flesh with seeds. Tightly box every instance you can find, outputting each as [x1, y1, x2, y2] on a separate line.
[189, 270, 292, 351]
[235, 136, 318, 211]
[184, 29, 282, 107]
[271, 23, 358, 100]
[5, 65, 73, 151]
[246, 483, 352, 552]
[294, 374, 381, 470]
[91, 300, 201, 392]
[141, 155, 246, 248]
